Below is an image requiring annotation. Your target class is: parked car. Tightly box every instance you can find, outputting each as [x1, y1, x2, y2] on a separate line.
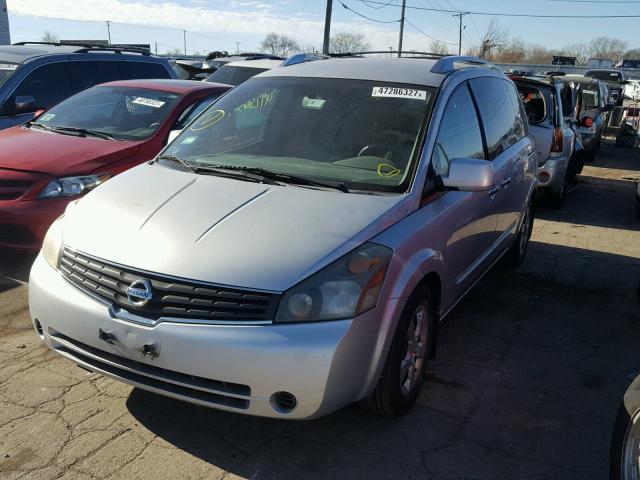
[585, 69, 627, 106]
[610, 373, 640, 479]
[624, 79, 640, 101]
[0, 42, 176, 130]
[0, 79, 230, 251]
[615, 59, 640, 69]
[205, 59, 284, 86]
[204, 52, 283, 72]
[29, 56, 536, 419]
[512, 75, 579, 207]
[537, 71, 566, 77]
[168, 58, 210, 80]
[564, 75, 614, 161]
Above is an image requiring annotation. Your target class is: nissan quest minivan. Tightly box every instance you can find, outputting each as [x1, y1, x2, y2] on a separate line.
[29, 56, 536, 419]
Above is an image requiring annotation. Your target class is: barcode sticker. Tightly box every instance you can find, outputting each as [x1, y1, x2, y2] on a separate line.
[132, 97, 165, 108]
[372, 86, 427, 100]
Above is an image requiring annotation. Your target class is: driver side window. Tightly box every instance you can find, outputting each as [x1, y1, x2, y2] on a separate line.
[431, 83, 484, 177]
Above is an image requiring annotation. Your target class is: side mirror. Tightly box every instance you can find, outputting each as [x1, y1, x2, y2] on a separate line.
[601, 104, 615, 112]
[167, 128, 182, 144]
[440, 157, 494, 192]
[14, 95, 36, 115]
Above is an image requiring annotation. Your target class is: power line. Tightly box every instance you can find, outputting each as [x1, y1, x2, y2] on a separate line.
[337, 0, 400, 22]
[353, 0, 640, 17]
[404, 17, 457, 44]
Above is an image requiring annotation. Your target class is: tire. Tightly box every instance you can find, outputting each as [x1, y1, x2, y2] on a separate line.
[503, 199, 534, 268]
[548, 181, 566, 210]
[360, 287, 435, 417]
[609, 401, 640, 479]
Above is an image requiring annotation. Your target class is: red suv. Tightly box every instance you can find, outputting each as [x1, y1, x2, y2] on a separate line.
[0, 79, 231, 252]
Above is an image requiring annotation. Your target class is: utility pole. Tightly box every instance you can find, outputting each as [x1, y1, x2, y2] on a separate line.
[182, 30, 187, 56]
[397, 0, 406, 58]
[235, 41, 240, 54]
[106, 21, 111, 44]
[154, 42, 157, 55]
[453, 13, 468, 55]
[322, 0, 333, 54]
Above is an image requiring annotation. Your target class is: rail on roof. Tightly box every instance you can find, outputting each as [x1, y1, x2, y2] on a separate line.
[12, 42, 151, 56]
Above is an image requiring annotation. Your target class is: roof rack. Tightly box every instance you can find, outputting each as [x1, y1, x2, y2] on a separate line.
[281, 52, 330, 67]
[430, 55, 498, 74]
[12, 42, 150, 56]
[324, 50, 448, 59]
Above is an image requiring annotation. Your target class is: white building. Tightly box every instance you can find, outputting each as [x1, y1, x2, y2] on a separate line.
[0, 0, 10, 45]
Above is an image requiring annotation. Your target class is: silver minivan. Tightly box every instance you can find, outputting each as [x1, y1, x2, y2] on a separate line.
[29, 56, 536, 419]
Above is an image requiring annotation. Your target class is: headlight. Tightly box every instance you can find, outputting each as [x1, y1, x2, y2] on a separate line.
[275, 243, 393, 323]
[42, 215, 64, 269]
[37, 174, 111, 199]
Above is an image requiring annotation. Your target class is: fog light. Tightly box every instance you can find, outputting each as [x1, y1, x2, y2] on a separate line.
[538, 172, 551, 183]
[271, 391, 298, 413]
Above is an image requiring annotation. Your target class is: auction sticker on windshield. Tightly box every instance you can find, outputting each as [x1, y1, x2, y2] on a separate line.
[372, 86, 427, 100]
[0, 64, 18, 71]
[132, 97, 165, 108]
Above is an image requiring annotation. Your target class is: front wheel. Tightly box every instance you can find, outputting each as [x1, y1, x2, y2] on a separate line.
[610, 401, 640, 479]
[503, 199, 534, 267]
[360, 288, 435, 417]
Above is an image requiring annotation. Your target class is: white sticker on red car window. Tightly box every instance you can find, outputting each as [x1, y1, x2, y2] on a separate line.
[131, 97, 166, 108]
[372, 86, 427, 100]
[0, 63, 18, 71]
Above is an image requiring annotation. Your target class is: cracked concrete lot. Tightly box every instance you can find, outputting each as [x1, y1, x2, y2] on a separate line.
[1, 143, 639, 480]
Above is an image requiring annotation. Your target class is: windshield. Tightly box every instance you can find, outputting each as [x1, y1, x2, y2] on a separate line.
[165, 77, 434, 193]
[35, 86, 182, 140]
[587, 71, 622, 83]
[206, 66, 269, 86]
[0, 62, 19, 88]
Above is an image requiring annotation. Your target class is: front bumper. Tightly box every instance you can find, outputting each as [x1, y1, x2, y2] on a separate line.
[29, 253, 401, 419]
[536, 157, 569, 193]
[0, 197, 70, 251]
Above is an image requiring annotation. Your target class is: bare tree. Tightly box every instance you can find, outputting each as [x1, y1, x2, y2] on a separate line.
[524, 44, 553, 65]
[560, 43, 589, 65]
[589, 37, 628, 62]
[428, 39, 449, 55]
[260, 32, 300, 57]
[496, 38, 526, 63]
[41, 31, 59, 43]
[329, 32, 370, 54]
[473, 21, 508, 60]
[624, 48, 640, 59]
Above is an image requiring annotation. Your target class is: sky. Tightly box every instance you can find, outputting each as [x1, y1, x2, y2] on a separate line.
[5, 0, 640, 56]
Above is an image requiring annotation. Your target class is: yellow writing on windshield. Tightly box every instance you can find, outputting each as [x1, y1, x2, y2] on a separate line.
[377, 163, 402, 178]
[234, 91, 274, 113]
[191, 109, 225, 131]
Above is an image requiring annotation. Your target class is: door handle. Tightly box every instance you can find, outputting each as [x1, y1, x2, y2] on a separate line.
[501, 177, 511, 188]
[489, 186, 499, 196]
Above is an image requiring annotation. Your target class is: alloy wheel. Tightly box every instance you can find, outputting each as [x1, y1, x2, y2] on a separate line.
[400, 305, 428, 398]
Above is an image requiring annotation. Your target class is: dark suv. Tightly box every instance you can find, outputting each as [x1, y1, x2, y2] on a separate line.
[0, 43, 176, 130]
[584, 69, 627, 106]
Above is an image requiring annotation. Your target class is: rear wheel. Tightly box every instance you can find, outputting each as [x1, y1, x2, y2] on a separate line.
[360, 288, 435, 417]
[503, 199, 534, 268]
[610, 401, 640, 479]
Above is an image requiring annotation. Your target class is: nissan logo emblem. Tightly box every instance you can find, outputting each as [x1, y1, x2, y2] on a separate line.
[126, 279, 153, 307]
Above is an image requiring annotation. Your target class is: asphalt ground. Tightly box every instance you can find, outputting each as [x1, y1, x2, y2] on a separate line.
[1, 142, 639, 480]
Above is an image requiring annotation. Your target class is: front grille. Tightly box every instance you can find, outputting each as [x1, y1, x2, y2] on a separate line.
[0, 224, 37, 245]
[50, 330, 251, 410]
[0, 180, 34, 200]
[59, 248, 280, 323]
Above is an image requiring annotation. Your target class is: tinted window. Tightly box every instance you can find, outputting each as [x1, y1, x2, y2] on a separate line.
[206, 66, 268, 86]
[67, 61, 122, 93]
[176, 95, 221, 128]
[470, 77, 519, 160]
[504, 81, 528, 139]
[431, 83, 484, 177]
[516, 84, 547, 124]
[4, 62, 72, 114]
[120, 62, 171, 79]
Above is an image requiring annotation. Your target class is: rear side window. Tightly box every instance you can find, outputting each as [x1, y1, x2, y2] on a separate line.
[516, 84, 547, 124]
[431, 83, 484, 177]
[3, 62, 72, 114]
[67, 61, 122, 93]
[206, 66, 268, 86]
[470, 77, 519, 160]
[120, 62, 171, 79]
[504, 81, 528, 139]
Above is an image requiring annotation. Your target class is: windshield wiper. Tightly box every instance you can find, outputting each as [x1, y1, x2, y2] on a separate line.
[189, 164, 282, 185]
[47, 126, 117, 141]
[205, 165, 350, 193]
[156, 154, 196, 172]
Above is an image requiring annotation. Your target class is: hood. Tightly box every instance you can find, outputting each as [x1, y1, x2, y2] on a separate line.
[63, 163, 409, 292]
[0, 126, 141, 176]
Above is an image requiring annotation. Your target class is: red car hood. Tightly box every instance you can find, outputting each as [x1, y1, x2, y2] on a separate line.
[0, 126, 141, 176]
